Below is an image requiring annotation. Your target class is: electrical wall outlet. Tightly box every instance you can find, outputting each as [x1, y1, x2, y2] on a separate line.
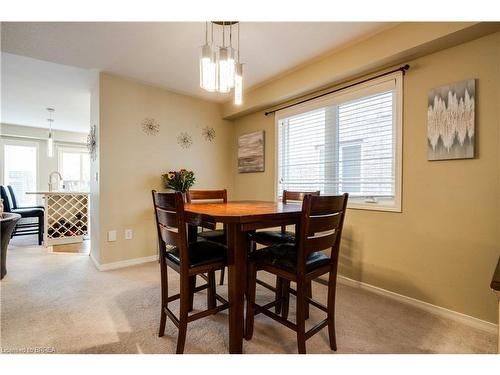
[125, 229, 133, 240]
[107, 230, 117, 242]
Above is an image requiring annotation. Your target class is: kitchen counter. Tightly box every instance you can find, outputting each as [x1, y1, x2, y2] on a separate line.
[27, 191, 90, 195]
[27, 191, 89, 247]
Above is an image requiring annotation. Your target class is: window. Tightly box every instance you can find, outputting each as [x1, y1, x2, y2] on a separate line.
[58, 147, 90, 192]
[3, 141, 38, 206]
[277, 73, 402, 211]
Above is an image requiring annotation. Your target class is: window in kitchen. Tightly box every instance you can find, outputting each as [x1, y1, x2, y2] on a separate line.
[59, 147, 90, 192]
[2, 141, 38, 206]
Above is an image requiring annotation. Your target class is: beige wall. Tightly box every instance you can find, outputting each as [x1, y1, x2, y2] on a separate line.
[97, 73, 233, 265]
[230, 32, 500, 323]
[223, 22, 500, 119]
[89, 75, 101, 264]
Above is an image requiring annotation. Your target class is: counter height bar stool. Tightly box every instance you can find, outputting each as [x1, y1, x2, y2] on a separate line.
[186, 189, 228, 285]
[152, 190, 229, 354]
[250, 190, 320, 316]
[1, 185, 44, 245]
[245, 193, 348, 354]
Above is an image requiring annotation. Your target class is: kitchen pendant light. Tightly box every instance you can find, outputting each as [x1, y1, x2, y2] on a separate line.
[47, 107, 55, 158]
[199, 21, 243, 104]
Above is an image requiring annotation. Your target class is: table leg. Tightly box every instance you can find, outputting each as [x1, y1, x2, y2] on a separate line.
[226, 223, 248, 354]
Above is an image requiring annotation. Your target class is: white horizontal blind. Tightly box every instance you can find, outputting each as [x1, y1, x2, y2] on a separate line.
[277, 77, 400, 209]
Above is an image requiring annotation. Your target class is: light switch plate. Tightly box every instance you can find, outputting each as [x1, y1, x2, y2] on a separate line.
[108, 230, 117, 242]
[125, 229, 133, 240]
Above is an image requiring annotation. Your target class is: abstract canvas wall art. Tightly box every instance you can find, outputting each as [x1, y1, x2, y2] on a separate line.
[238, 130, 265, 173]
[427, 79, 475, 160]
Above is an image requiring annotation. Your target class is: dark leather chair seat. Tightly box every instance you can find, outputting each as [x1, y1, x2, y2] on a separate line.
[251, 243, 330, 273]
[165, 240, 227, 268]
[11, 207, 44, 218]
[249, 230, 295, 245]
[198, 229, 226, 244]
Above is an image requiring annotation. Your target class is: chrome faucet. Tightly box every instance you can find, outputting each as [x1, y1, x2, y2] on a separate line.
[48, 171, 63, 192]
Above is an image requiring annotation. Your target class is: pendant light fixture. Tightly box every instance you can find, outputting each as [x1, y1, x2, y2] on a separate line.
[199, 21, 243, 105]
[200, 22, 216, 92]
[47, 107, 55, 158]
[233, 23, 243, 105]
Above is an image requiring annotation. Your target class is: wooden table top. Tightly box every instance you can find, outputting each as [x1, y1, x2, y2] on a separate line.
[184, 200, 302, 224]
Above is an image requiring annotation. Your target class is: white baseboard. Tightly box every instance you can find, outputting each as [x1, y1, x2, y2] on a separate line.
[89, 251, 101, 270]
[86, 253, 498, 334]
[90, 253, 158, 271]
[332, 274, 498, 334]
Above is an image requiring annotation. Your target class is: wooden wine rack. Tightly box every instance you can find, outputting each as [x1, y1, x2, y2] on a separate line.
[44, 193, 89, 246]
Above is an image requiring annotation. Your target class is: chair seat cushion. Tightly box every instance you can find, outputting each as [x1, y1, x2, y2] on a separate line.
[250, 230, 295, 245]
[11, 207, 44, 218]
[250, 243, 330, 273]
[165, 240, 227, 268]
[198, 229, 226, 244]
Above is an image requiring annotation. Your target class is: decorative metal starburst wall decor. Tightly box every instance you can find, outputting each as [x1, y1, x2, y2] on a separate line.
[141, 118, 160, 135]
[87, 125, 97, 161]
[202, 126, 216, 142]
[177, 132, 193, 149]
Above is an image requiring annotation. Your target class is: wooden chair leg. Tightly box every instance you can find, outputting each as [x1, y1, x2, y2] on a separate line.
[188, 275, 196, 312]
[296, 280, 307, 354]
[158, 264, 168, 337]
[250, 240, 257, 253]
[327, 271, 338, 351]
[219, 267, 225, 285]
[177, 276, 190, 354]
[305, 280, 312, 320]
[245, 262, 257, 340]
[281, 279, 291, 320]
[275, 277, 283, 314]
[207, 271, 216, 309]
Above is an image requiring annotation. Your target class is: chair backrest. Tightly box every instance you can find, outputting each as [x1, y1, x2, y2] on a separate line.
[280, 190, 320, 232]
[7, 186, 19, 209]
[186, 189, 227, 231]
[186, 189, 227, 203]
[296, 194, 349, 273]
[282, 190, 320, 204]
[0, 185, 17, 211]
[152, 190, 189, 269]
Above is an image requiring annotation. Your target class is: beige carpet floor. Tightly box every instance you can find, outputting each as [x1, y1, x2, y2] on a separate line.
[0, 243, 497, 354]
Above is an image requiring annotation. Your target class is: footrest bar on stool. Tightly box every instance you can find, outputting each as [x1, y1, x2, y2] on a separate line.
[305, 318, 328, 340]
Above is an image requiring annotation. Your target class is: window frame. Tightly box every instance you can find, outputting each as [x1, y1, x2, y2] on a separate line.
[274, 72, 403, 212]
[1, 138, 40, 207]
[57, 145, 91, 192]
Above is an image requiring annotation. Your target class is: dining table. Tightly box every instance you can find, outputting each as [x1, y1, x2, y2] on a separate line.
[183, 200, 302, 354]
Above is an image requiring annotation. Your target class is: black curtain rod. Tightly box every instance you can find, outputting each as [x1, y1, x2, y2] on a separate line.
[264, 64, 410, 116]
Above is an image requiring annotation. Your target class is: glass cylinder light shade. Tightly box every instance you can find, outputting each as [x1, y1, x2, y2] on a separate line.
[227, 47, 236, 89]
[47, 132, 54, 158]
[199, 44, 217, 92]
[217, 47, 232, 93]
[234, 63, 243, 105]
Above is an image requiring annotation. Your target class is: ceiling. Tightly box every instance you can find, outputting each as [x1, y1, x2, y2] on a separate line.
[1, 52, 94, 132]
[1, 22, 390, 131]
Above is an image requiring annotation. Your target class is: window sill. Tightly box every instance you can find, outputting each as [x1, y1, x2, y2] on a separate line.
[347, 201, 402, 213]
